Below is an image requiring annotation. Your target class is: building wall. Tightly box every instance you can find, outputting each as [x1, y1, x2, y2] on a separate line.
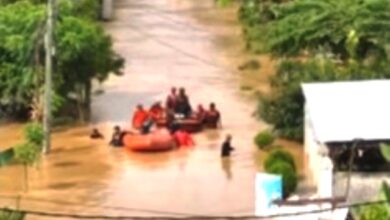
[304, 105, 333, 199]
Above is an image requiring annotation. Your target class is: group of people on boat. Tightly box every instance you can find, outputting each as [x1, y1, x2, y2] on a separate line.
[132, 87, 222, 135]
[91, 87, 222, 149]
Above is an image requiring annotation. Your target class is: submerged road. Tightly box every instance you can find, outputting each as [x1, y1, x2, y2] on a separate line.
[91, 0, 263, 216]
[0, 0, 264, 218]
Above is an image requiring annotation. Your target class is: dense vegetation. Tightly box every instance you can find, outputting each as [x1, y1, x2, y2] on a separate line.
[353, 181, 390, 220]
[0, 0, 123, 122]
[263, 148, 297, 198]
[237, 0, 390, 141]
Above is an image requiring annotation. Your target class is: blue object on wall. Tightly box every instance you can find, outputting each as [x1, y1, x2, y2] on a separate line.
[255, 173, 282, 216]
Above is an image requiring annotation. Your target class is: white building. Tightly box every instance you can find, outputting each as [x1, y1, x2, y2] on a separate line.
[302, 80, 390, 199]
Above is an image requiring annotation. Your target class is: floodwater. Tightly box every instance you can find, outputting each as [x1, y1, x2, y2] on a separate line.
[0, 0, 302, 219]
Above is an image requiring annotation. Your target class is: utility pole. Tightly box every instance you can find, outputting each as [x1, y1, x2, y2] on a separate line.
[43, 0, 55, 154]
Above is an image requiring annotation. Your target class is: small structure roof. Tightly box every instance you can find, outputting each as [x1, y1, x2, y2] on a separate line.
[302, 80, 390, 143]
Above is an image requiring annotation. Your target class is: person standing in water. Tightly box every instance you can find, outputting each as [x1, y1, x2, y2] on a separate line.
[221, 134, 234, 157]
[176, 87, 192, 118]
[221, 134, 234, 180]
[195, 104, 206, 124]
[166, 87, 178, 111]
[205, 102, 222, 129]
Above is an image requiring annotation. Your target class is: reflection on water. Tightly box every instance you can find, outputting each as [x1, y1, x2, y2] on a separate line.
[48, 182, 78, 190]
[221, 157, 233, 180]
[53, 161, 81, 168]
[0, 0, 303, 218]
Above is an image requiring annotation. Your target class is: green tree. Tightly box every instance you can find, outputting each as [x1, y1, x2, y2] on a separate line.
[0, 2, 46, 120]
[0, 1, 123, 121]
[13, 123, 44, 191]
[55, 16, 123, 121]
[58, 0, 101, 20]
[360, 203, 389, 220]
[238, 0, 281, 52]
[264, 0, 390, 61]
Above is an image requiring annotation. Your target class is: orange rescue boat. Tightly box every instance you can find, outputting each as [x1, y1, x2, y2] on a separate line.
[123, 128, 175, 151]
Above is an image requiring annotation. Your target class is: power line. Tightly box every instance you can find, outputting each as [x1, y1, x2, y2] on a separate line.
[0, 194, 204, 217]
[0, 199, 389, 219]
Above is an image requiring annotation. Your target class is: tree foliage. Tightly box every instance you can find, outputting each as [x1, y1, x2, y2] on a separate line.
[24, 122, 44, 146]
[353, 182, 390, 220]
[264, 0, 390, 60]
[14, 123, 43, 165]
[0, 2, 45, 117]
[0, 0, 123, 121]
[58, 0, 101, 20]
[237, 0, 390, 141]
[238, 0, 279, 52]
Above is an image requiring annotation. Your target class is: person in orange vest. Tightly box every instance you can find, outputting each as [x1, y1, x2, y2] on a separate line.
[132, 104, 149, 130]
[204, 102, 222, 129]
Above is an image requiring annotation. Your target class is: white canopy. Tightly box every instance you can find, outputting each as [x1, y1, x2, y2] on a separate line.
[302, 80, 390, 143]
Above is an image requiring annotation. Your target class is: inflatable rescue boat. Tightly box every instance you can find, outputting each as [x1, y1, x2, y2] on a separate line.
[123, 128, 175, 151]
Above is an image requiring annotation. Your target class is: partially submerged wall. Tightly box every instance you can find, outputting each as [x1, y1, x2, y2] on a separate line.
[304, 105, 333, 199]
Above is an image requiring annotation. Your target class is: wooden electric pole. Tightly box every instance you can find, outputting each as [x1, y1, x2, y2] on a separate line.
[43, 0, 55, 154]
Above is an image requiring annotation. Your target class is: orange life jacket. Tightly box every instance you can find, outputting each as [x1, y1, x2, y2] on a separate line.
[132, 110, 149, 129]
[149, 106, 164, 121]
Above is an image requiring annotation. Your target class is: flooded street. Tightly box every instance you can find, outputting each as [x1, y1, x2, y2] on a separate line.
[0, 0, 302, 219]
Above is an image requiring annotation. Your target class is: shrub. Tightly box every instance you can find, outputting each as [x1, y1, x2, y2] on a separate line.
[0, 210, 25, 220]
[254, 130, 275, 149]
[14, 142, 41, 165]
[264, 149, 296, 172]
[24, 123, 44, 147]
[267, 161, 297, 198]
[13, 123, 44, 166]
[360, 203, 389, 220]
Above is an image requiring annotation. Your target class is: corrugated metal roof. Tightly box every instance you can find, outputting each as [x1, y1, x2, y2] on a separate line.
[302, 80, 390, 143]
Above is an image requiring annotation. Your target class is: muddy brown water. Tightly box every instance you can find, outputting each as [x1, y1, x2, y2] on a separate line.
[0, 0, 302, 219]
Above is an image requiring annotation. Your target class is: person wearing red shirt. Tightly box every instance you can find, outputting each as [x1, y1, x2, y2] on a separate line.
[149, 101, 164, 121]
[195, 104, 206, 123]
[166, 87, 178, 111]
[204, 102, 222, 129]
